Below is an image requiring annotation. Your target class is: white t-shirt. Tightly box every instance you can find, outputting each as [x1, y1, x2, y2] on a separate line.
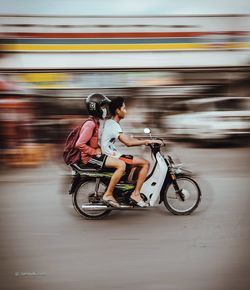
[101, 119, 123, 158]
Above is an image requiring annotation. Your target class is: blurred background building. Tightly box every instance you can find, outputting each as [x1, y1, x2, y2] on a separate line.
[0, 13, 249, 167]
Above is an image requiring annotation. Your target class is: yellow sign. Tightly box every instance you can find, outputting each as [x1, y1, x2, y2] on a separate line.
[18, 73, 70, 88]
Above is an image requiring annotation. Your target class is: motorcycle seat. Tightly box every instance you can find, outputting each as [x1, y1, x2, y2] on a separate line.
[70, 163, 116, 173]
[70, 163, 135, 183]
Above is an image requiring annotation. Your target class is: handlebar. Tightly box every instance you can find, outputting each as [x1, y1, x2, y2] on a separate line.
[147, 138, 165, 149]
[153, 138, 165, 145]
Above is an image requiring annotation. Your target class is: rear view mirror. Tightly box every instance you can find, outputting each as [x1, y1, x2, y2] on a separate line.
[144, 128, 151, 134]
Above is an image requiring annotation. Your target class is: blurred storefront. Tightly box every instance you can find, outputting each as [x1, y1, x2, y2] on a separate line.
[0, 88, 52, 167]
[0, 67, 249, 168]
[0, 13, 249, 167]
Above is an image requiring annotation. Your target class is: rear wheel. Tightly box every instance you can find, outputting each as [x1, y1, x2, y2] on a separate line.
[163, 176, 201, 215]
[72, 179, 111, 219]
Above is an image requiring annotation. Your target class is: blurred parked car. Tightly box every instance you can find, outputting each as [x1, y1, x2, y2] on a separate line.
[166, 97, 250, 143]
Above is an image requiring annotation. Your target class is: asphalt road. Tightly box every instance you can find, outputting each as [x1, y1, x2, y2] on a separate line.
[0, 145, 249, 290]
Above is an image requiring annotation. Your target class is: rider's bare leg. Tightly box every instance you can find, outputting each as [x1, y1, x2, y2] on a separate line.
[130, 157, 150, 203]
[102, 157, 126, 203]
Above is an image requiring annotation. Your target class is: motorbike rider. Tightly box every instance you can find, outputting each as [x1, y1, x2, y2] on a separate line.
[101, 96, 162, 207]
[75, 93, 126, 208]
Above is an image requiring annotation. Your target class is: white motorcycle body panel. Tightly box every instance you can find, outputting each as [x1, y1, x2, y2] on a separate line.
[140, 152, 168, 206]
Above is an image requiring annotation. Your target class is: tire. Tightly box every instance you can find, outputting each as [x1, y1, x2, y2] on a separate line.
[163, 176, 201, 215]
[72, 179, 111, 220]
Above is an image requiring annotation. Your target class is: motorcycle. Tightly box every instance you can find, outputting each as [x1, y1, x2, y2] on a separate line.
[68, 128, 201, 219]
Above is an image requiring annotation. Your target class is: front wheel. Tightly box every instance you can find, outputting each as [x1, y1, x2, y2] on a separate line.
[72, 179, 111, 220]
[163, 176, 201, 215]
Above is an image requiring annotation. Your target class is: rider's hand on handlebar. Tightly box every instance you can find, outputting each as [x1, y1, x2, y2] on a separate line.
[145, 139, 163, 146]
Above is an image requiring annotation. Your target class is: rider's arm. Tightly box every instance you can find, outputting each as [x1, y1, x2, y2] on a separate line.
[118, 133, 148, 147]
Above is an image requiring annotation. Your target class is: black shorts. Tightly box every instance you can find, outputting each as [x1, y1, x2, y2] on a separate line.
[87, 154, 108, 170]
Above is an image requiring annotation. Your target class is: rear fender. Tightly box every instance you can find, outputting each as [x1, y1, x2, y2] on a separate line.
[68, 173, 111, 194]
[68, 175, 81, 194]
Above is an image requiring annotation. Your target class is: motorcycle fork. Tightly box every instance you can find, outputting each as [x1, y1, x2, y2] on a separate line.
[171, 173, 179, 190]
[171, 173, 185, 201]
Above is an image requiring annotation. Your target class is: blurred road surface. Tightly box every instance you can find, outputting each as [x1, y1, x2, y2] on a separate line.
[0, 144, 249, 290]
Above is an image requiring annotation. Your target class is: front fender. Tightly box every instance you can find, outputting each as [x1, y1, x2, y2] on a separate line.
[173, 166, 193, 176]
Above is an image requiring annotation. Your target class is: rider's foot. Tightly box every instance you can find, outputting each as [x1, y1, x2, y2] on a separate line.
[102, 195, 120, 208]
[130, 193, 149, 208]
[130, 197, 149, 208]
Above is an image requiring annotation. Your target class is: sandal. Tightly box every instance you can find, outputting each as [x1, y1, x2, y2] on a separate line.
[130, 197, 149, 208]
[102, 198, 120, 208]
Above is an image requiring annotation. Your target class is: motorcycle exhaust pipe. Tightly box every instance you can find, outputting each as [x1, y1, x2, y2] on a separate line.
[81, 204, 135, 210]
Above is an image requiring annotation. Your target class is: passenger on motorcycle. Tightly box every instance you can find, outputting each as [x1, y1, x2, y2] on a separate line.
[101, 97, 162, 207]
[75, 93, 126, 208]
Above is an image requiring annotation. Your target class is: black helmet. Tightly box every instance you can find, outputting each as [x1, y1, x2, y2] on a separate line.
[85, 93, 111, 119]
